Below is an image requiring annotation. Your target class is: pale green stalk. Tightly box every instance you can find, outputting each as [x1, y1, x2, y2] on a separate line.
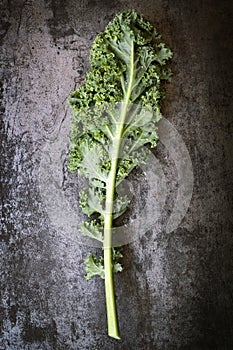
[103, 42, 134, 339]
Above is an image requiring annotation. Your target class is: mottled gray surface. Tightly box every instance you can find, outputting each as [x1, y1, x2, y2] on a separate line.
[0, 0, 233, 349]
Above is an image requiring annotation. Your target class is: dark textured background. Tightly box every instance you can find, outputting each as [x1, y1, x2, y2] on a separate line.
[0, 0, 233, 349]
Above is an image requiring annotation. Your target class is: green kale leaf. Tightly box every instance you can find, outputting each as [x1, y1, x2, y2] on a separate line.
[68, 9, 172, 339]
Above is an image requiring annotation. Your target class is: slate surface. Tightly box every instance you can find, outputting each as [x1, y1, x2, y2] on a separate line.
[0, 0, 233, 349]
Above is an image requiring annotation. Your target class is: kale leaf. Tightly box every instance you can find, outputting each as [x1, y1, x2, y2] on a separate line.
[68, 9, 172, 339]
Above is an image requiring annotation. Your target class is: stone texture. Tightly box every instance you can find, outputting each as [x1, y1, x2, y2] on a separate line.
[0, 0, 233, 349]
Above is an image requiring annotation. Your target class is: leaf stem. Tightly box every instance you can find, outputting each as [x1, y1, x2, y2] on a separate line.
[103, 41, 135, 339]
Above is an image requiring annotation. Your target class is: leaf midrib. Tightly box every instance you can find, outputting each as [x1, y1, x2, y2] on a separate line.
[102, 38, 135, 340]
